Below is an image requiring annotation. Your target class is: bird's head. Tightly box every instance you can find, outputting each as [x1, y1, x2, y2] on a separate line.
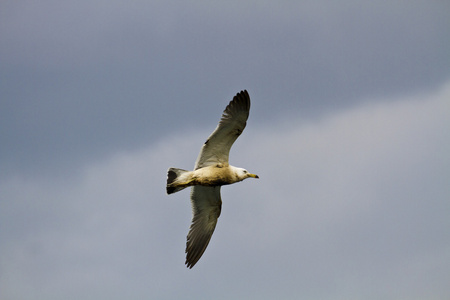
[236, 168, 259, 181]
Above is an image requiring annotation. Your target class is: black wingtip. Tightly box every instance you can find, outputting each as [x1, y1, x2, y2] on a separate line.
[230, 90, 251, 112]
[236, 90, 249, 100]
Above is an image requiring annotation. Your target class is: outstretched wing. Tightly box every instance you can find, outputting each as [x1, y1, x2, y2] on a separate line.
[194, 90, 251, 170]
[185, 90, 250, 268]
[185, 186, 222, 268]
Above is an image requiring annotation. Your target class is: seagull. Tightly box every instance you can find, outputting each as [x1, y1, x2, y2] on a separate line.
[166, 90, 259, 268]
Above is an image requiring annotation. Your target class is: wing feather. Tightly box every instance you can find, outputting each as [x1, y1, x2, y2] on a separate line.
[185, 90, 251, 268]
[194, 90, 250, 169]
[185, 186, 222, 268]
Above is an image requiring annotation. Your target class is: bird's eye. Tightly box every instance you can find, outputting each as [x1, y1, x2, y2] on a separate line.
[243, 170, 247, 173]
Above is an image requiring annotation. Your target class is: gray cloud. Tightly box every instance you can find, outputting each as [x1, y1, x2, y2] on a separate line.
[1, 81, 449, 299]
[1, 1, 449, 177]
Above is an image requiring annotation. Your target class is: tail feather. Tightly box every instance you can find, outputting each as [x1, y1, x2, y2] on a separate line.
[166, 168, 189, 194]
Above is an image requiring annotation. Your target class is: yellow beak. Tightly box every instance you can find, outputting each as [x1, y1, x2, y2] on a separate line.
[248, 173, 259, 179]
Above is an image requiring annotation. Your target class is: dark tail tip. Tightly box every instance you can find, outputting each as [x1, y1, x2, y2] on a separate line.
[166, 168, 190, 195]
[166, 169, 177, 194]
[166, 186, 176, 194]
[167, 169, 177, 186]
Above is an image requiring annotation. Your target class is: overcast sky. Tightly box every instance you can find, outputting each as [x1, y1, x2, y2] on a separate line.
[1, 1, 449, 299]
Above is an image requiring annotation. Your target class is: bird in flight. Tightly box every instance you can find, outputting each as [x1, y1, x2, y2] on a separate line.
[166, 90, 259, 268]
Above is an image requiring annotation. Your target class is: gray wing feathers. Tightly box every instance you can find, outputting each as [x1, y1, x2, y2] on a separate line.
[185, 186, 222, 268]
[194, 90, 251, 169]
[185, 90, 250, 268]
